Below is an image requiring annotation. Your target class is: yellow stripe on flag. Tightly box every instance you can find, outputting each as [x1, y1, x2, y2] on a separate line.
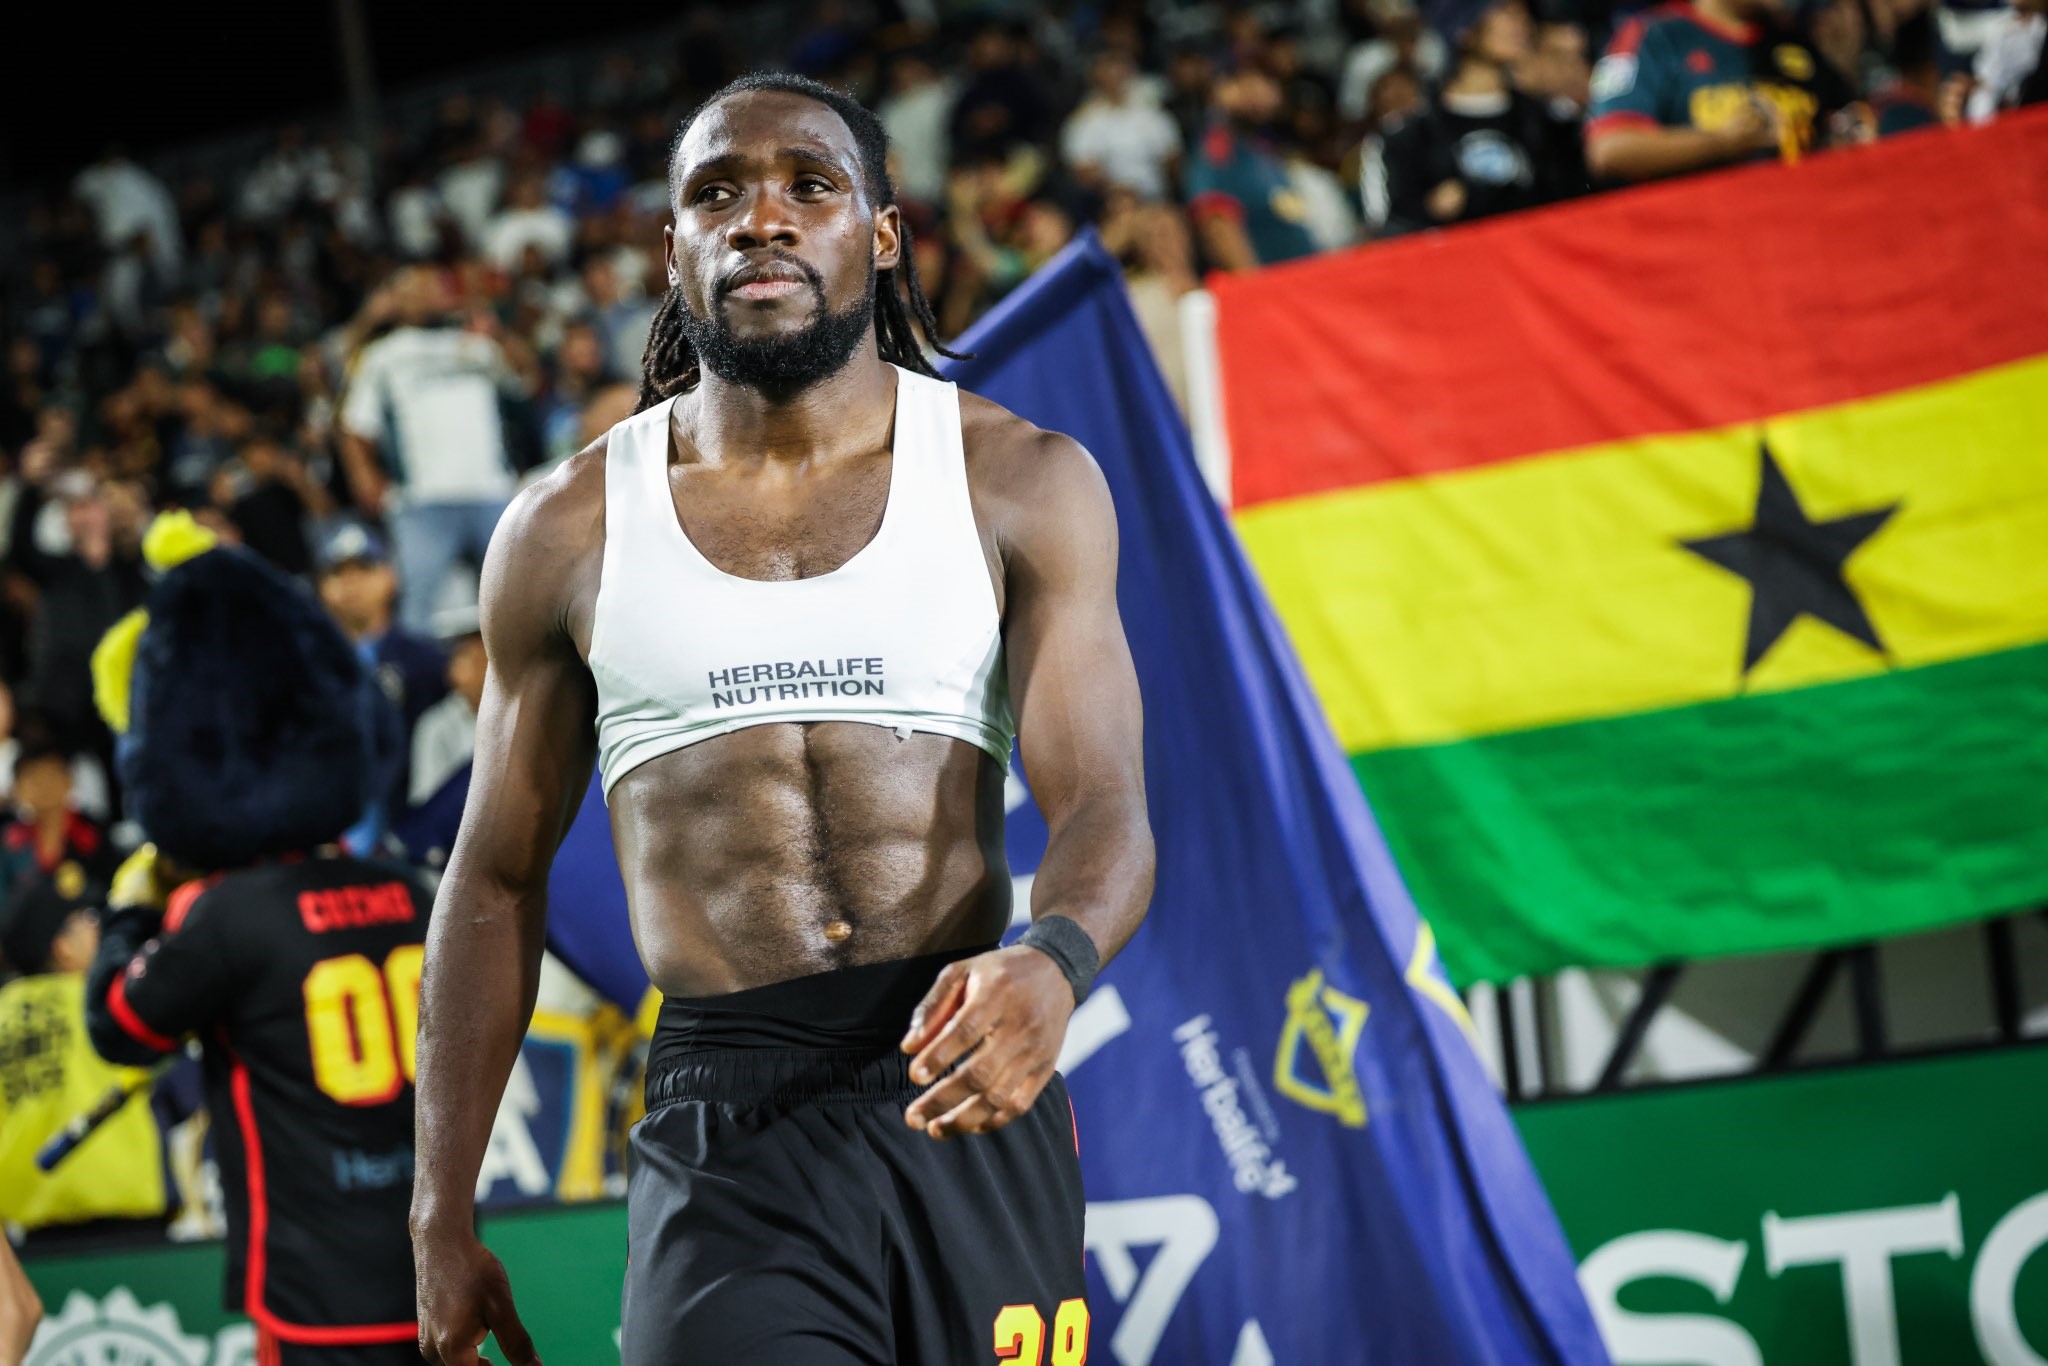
[1237, 355, 2048, 754]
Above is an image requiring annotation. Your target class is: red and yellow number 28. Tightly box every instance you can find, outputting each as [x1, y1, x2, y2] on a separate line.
[301, 945, 424, 1105]
[995, 1299, 1089, 1365]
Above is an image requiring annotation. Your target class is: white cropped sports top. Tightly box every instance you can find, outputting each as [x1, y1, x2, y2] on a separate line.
[588, 364, 1015, 798]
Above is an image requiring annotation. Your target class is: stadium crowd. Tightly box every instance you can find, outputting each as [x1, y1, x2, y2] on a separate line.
[1, 0, 2043, 1243]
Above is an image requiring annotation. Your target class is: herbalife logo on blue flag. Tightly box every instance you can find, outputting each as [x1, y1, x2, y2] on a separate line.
[1171, 1015, 1297, 1200]
[1162, 967, 1374, 1206]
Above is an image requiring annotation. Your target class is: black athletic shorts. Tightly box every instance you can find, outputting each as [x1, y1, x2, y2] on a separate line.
[621, 946, 1090, 1365]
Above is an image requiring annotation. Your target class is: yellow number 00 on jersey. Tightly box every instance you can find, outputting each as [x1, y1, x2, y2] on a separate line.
[302, 944, 424, 1105]
[995, 1299, 1089, 1365]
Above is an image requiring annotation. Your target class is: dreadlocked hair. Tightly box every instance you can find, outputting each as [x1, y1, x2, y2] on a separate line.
[635, 71, 968, 413]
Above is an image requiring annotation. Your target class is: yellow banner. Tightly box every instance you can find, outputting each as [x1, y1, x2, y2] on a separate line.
[1237, 356, 2048, 754]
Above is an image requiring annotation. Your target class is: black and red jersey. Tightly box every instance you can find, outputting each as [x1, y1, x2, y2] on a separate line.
[87, 853, 431, 1351]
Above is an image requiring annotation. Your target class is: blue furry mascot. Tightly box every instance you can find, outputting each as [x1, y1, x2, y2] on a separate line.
[82, 513, 436, 1365]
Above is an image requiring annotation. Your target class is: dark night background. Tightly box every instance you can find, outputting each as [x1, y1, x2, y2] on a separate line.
[1, 1, 701, 189]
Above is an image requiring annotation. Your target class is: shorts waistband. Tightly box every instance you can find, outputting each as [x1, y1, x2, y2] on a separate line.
[646, 943, 996, 1096]
[644, 1046, 921, 1110]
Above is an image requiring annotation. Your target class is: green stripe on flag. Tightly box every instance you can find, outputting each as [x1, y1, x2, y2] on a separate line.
[1355, 644, 2048, 984]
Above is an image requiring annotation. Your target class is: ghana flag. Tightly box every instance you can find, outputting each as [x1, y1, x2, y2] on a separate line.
[1214, 108, 2048, 985]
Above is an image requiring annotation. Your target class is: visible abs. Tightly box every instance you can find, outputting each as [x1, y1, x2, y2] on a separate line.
[607, 720, 1011, 996]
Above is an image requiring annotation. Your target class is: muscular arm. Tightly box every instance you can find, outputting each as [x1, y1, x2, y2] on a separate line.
[411, 450, 601, 1366]
[902, 428, 1155, 1138]
[1001, 433, 1153, 963]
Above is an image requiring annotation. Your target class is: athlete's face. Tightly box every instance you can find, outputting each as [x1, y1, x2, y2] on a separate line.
[664, 91, 901, 390]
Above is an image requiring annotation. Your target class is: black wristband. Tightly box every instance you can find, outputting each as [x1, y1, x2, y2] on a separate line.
[1017, 915, 1101, 1004]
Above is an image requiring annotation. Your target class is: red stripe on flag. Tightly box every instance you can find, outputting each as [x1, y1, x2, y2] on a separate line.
[1216, 106, 2048, 509]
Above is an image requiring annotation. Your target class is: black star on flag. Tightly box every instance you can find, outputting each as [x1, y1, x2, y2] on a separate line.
[1682, 442, 1899, 675]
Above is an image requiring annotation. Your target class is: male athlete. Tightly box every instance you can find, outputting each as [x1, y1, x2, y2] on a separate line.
[410, 73, 1154, 1366]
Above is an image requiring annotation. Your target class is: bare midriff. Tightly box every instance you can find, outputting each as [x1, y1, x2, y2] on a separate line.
[605, 719, 1011, 997]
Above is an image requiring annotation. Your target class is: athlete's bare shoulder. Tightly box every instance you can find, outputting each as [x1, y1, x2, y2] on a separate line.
[481, 434, 610, 658]
[956, 385, 1115, 573]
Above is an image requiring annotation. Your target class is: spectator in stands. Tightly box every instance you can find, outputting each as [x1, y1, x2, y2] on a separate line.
[219, 435, 326, 577]
[578, 253, 657, 388]
[0, 863, 170, 1247]
[314, 520, 447, 825]
[1261, 26, 1343, 158]
[539, 322, 613, 464]
[409, 607, 485, 813]
[1165, 45, 1222, 148]
[951, 20, 1059, 164]
[1341, 0, 1453, 123]
[1187, 66, 1321, 270]
[71, 147, 181, 277]
[21, 475, 145, 774]
[339, 266, 525, 628]
[484, 173, 576, 273]
[1062, 50, 1185, 200]
[387, 156, 454, 261]
[941, 156, 1076, 332]
[1538, 20, 1597, 108]
[1, 740, 120, 922]
[1366, 0, 1588, 235]
[879, 47, 956, 206]
[391, 616, 484, 875]
[1584, 0, 1855, 181]
[1098, 191, 1202, 411]
[1963, 0, 2047, 120]
[0, 684, 109, 821]
[1861, 6, 1947, 134]
[433, 106, 505, 250]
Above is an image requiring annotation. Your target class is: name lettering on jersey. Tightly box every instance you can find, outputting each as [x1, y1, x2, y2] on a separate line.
[298, 882, 417, 934]
[707, 656, 886, 708]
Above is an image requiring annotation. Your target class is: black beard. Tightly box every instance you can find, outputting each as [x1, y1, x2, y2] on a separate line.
[678, 259, 877, 396]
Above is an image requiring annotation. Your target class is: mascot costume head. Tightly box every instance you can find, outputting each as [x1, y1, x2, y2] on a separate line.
[92, 513, 396, 872]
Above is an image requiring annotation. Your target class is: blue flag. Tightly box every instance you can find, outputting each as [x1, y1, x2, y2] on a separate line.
[544, 233, 1605, 1363]
[942, 234, 1605, 1364]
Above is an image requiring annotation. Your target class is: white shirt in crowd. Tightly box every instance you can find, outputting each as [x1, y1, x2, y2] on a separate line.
[1060, 95, 1183, 200]
[1338, 32, 1450, 121]
[342, 326, 517, 504]
[409, 691, 479, 807]
[438, 158, 505, 249]
[1289, 157, 1362, 252]
[484, 203, 576, 272]
[1968, 10, 2046, 122]
[878, 77, 955, 204]
[389, 185, 447, 260]
[71, 157, 182, 274]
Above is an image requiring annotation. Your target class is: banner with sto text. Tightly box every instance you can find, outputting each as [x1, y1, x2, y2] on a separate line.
[1214, 108, 2048, 984]
[1516, 1045, 2048, 1366]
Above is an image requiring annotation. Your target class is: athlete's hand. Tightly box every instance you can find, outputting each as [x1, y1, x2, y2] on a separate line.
[414, 1226, 541, 1366]
[901, 945, 1074, 1140]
